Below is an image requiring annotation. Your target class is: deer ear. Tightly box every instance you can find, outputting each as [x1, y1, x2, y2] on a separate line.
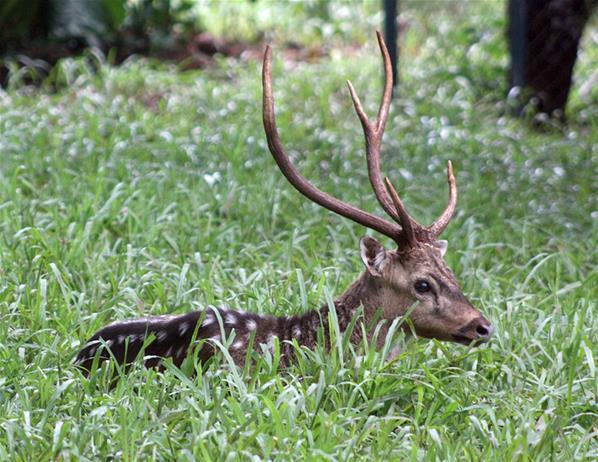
[434, 240, 448, 257]
[360, 236, 388, 276]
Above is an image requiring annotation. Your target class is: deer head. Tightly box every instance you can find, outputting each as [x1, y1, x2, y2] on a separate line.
[262, 32, 493, 346]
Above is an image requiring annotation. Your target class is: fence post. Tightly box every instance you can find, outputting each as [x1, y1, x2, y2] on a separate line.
[383, 0, 398, 95]
[508, 0, 527, 115]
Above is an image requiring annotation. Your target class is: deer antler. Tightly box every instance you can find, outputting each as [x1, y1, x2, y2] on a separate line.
[428, 160, 457, 237]
[384, 177, 416, 247]
[262, 45, 402, 240]
[262, 32, 458, 248]
[346, 31, 404, 224]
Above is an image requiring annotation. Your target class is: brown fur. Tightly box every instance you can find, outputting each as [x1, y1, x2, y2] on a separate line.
[74, 237, 492, 374]
[76, 35, 493, 376]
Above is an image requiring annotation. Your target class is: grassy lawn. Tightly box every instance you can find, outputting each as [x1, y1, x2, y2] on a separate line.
[0, 2, 596, 460]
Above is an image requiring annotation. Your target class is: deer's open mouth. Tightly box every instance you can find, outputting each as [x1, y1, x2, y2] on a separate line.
[452, 334, 474, 345]
[452, 333, 490, 346]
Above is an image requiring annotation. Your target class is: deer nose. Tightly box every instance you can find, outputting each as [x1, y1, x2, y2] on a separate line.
[473, 318, 493, 340]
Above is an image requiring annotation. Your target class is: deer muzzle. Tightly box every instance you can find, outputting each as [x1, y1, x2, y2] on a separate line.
[452, 317, 494, 345]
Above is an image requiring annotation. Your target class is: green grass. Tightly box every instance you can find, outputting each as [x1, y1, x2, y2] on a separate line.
[0, 2, 596, 461]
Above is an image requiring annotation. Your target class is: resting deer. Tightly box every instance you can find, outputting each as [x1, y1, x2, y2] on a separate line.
[75, 32, 492, 375]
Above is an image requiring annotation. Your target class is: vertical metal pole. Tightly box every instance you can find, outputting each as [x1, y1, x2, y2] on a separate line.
[508, 0, 527, 114]
[383, 0, 398, 95]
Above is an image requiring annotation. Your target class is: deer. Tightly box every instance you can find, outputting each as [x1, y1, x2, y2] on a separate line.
[74, 32, 493, 376]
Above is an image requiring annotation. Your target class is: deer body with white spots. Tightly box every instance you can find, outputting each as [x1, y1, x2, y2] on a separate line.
[74, 309, 323, 371]
[75, 32, 493, 376]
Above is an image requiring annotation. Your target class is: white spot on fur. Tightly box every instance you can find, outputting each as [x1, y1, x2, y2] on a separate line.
[108, 314, 176, 327]
[225, 313, 236, 325]
[292, 324, 302, 338]
[156, 331, 168, 342]
[178, 322, 190, 336]
[85, 346, 98, 357]
[176, 345, 185, 358]
[155, 315, 177, 322]
[231, 340, 244, 350]
[84, 339, 101, 349]
[108, 318, 137, 327]
[143, 355, 161, 366]
[201, 315, 214, 327]
[105, 339, 114, 347]
[165, 346, 173, 356]
[246, 319, 257, 331]
[117, 335, 125, 344]
[75, 355, 96, 365]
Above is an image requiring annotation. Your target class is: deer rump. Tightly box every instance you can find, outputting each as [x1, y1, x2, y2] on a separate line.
[74, 308, 310, 374]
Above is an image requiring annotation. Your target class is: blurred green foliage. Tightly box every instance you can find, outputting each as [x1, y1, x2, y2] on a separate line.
[0, 3, 596, 458]
[0, 0, 198, 51]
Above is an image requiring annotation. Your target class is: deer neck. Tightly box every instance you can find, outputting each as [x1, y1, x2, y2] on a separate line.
[299, 271, 396, 348]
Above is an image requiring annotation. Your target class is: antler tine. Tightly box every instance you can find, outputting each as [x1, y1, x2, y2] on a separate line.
[346, 31, 393, 134]
[384, 177, 416, 248]
[262, 45, 402, 240]
[427, 160, 458, 237]
[346, 31, 403, 224]
[375, 30, 394, 131]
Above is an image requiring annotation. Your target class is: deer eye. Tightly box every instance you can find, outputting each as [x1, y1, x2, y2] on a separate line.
[414, 279, 432, 294]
